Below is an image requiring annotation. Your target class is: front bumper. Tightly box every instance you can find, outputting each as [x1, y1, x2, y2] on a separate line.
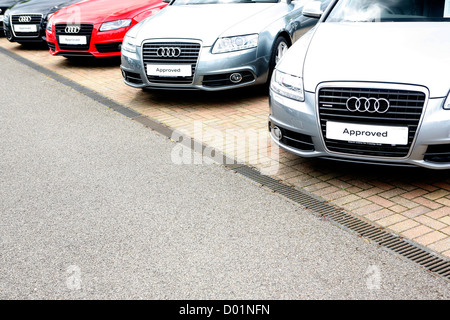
[121, 41, 269, 91]
[3, 15, 46, 43]
[268, 85, 450, 170]
[46, 24, 128, 58]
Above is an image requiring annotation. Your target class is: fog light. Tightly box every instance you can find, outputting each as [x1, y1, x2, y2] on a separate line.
[272, 126, 282, 141]
[230, 73, 243, 84]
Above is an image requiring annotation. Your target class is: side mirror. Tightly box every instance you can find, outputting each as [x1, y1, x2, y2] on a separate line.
[302, 1, 324, 19]
[162, 0, 171, 3]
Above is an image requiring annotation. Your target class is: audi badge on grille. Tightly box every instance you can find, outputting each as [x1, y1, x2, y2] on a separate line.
[18, 16, 32, 23]
[156, 47, 182, 58]
[346, 97, 390, 114]
[65, 26, 81, 34]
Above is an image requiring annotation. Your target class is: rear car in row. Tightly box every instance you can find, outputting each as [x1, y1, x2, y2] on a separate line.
[3, 0, 81, 44]
[0, 0, 21, 34]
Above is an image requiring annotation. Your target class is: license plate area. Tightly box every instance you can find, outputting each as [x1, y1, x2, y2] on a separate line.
[14, 24, 37, 32]
[59, 35, 87, 45]
[146, 64, 192, 77]
[326, 121, 409, 146]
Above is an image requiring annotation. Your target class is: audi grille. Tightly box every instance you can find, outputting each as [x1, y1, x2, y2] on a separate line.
[55, 23, 94, 51]
[11, 14, 43, 38]
[318, 86, 426, 158]
[142, 41, 201, 85]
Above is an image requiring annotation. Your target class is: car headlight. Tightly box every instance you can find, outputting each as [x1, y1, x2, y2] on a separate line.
[444, 90, 450, 110]
[100, 19, 132, 32]
[122, 35, 138, 53]
[4, 10, 10, 24]
[46, 15, 54, 32]
[270, 69, 305, 102]
[212, 34, 258, 54]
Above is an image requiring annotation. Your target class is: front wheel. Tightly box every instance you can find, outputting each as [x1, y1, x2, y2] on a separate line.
[267, 36, 289, 85]
[5, 29, 14, 42]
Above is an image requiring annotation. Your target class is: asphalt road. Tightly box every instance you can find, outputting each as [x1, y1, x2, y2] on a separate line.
[0, 52, 449, 300]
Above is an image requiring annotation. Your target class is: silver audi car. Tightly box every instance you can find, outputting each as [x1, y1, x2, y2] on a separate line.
[269, 0, 450, 169]
[120, 0, 330, 91]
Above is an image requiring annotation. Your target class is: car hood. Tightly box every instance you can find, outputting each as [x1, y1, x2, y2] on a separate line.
[52, 0, 164, 24]
[302, 23, 450, 98]
[9, 0, 80, 15]
[0, 0, 20, 8]
[135, 3, 278, 46]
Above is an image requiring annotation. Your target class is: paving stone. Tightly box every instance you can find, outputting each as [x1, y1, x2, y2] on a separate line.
[376, 214, 408, 227]
[389, 219, 421, 233]
[415, 231, 447, 246]
[364, 209, 396, 222]
[414, 216, 447, 230]
[401, 225, 433, 239]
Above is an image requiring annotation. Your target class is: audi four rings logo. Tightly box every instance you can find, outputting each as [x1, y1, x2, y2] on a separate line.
[156, 47, 182, 58]
[18, 16, 32, 23]
[65, 26, 81, 34]
[346, 97, 390, 113]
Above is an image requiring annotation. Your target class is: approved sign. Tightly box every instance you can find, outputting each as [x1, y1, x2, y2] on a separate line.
[326, 121, 409, 145]
[146, 64, 191, 77]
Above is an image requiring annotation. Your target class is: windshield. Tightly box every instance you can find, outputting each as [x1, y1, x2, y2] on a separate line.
[327, 0, 450, 22]
[172, 0, 279, 4]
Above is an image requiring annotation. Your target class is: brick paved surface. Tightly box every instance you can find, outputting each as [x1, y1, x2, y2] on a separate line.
[2, 38, 449, 259]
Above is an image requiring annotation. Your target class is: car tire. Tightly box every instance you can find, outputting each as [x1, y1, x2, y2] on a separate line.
[5, 32, 14, 42]
[267, 36, 289, 85]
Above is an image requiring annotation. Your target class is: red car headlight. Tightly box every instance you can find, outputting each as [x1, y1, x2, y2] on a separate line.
[99, 19, 132, 32]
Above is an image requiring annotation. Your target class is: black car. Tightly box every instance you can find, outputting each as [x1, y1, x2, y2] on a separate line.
[0, 0, 21, 33]
[3, 0, 81, 44]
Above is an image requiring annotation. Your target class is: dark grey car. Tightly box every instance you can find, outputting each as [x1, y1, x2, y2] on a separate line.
[3, 0, 81, 43]
[0, 0, 21, 33]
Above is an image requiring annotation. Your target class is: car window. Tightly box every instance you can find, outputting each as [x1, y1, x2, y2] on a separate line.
[326, 0, 450, 22]
[172, 0, 280, 5]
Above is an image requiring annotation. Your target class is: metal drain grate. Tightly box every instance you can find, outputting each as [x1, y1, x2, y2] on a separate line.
[229, 165, 450, 281]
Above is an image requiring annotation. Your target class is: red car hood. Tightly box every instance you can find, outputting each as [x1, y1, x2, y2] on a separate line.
[52, 0, 165, 24]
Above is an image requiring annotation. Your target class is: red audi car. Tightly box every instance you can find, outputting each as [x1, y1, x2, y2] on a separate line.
[46, 0, 167, 58]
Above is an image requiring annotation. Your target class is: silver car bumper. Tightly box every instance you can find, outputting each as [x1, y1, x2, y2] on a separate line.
[121, 41, 269, 91]
[269, 88, 450, 169]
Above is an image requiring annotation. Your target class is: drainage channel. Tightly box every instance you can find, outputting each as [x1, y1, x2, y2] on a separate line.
[227, 164, 450, 281]
[2, 46, 448, 282]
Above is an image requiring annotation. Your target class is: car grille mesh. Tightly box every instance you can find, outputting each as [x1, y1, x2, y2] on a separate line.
[142, 42, 201, 84]
[47, 42, 56, 51]
[318, 87, 426, 158]
[95, 42, 122, 53]
[424, 144, 450, 163]
[55, 24, 94, 51]
[11, 14, 42, 37]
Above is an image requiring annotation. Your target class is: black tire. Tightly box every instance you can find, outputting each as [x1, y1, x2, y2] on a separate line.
[267, 36, 289, 85]
[5, 30, 14, 42]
